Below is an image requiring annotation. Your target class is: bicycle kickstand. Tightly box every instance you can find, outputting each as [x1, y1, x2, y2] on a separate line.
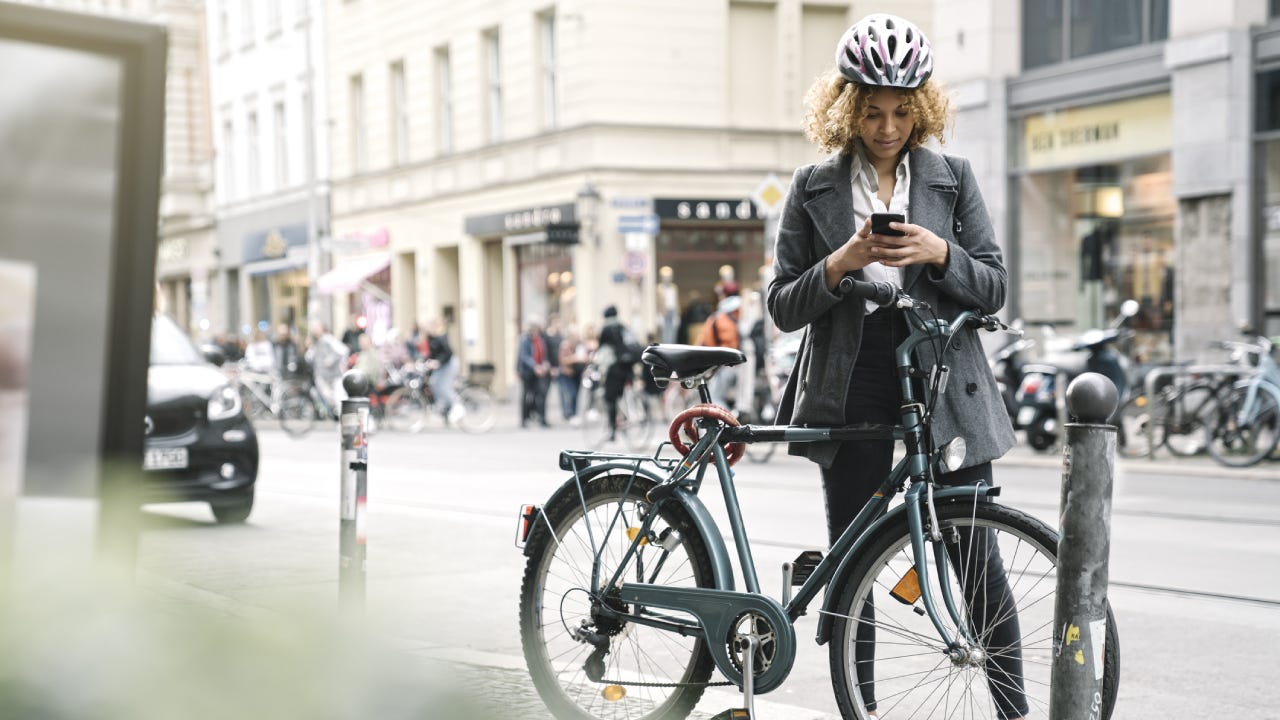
[710, 635, 758, 720]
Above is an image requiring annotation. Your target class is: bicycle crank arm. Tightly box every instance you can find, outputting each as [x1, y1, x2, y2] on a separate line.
[619, 584, 796, 694]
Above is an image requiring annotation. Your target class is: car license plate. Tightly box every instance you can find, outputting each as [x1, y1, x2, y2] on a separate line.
[1016, 406, 1037, 427]
[144, 447, 189, 470]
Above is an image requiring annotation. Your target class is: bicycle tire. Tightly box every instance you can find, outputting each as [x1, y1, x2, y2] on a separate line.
[619, 388, 655, 451]
[1117, 393, 1165, 459]
[829, 500, 1120, 720]
[455, 385, 496, 433]
[1207, 385, 1280, 468]
[1163, 381, 1219, 457]
[278, 384, 315, 437]
[385, 387, 429, 433]
[519, 473, 716, 720]
[581, 394, 611, 449]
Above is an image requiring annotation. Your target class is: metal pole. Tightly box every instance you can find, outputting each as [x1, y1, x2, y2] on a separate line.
[302, 0, 329, 328]
[1050, 372, 1117, 720]
[339, 370, 371, 613]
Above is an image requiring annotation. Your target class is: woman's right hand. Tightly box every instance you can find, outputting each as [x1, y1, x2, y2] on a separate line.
[824, 217, 878, 290]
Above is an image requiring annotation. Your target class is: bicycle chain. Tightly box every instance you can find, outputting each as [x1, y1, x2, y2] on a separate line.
[597, 678, 734, 688]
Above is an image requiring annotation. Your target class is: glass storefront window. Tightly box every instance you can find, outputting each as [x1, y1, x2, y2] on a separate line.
[1017, 154, 1175, 362]
[515, 242, 574, 327]
[1022, 0, 1168, 70]
[655, 224, 766, 344]
[1260, 140, 1280, 335]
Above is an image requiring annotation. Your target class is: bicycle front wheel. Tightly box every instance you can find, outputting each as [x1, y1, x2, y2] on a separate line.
[829, 500, 1120, 720]
[278, 385, 316, 437]
[1163, 382, 1218, 457]
[1207, 385, 1280, 467]
[519, 474, 716, 720]
[385, 387, 429, 433]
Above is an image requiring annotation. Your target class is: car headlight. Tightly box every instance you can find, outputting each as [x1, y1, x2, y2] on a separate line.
[936, 437, 967, 474]
[208, 384, 242, 421]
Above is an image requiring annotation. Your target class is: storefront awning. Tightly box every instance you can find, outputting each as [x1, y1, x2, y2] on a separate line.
[315, 253, 391, 295]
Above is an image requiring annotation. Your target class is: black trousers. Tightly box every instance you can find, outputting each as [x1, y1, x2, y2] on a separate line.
[822, 310, 1028, 719]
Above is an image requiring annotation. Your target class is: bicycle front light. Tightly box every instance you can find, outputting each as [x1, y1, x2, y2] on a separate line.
[208, 384, 243, 421]
[937, 437, 967, 474]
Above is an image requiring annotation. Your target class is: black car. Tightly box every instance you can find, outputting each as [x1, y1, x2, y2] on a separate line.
[142, 314, 258, 523]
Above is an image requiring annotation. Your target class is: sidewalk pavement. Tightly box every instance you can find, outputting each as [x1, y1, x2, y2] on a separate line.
[996, 434, 1280, 481]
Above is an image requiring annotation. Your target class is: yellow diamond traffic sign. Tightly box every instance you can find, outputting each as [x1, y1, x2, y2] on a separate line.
[750, 173, 787, 217]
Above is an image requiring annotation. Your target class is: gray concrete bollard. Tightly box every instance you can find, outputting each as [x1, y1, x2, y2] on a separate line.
[1050, 372, 1117, 719]
[339, 369, 371, 613]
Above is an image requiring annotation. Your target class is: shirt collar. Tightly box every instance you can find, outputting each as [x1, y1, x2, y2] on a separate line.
[851, 139, 911, 193]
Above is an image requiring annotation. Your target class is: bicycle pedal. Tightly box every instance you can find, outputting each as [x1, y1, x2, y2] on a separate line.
[789, 550, 824, 586]
[709, 709, 751, 720]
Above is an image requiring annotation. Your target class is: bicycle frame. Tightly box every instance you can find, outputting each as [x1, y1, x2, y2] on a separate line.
[554, 302, 1003, 691]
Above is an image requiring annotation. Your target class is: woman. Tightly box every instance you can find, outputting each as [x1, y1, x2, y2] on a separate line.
[767, 14, 1024, 720]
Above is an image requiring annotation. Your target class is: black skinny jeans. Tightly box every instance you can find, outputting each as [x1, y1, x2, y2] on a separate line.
[821, 311, 1029, 719]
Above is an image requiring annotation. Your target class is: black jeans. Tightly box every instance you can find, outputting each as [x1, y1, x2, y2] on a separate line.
[821, 311, 1028, 719]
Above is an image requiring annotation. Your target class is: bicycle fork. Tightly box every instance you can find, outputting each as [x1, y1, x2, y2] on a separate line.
[903, 482, 983, 659]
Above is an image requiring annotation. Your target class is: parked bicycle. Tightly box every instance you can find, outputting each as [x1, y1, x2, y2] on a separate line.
[1117, 354, 1243, 459]
[229, 360, 331, 437]
[1204, 335, 1280, 467]
[516, 279, 1119, 720]
[382, 359, 496, 434]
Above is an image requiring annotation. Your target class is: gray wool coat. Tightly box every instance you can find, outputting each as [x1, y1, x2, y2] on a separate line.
[766, 146, 1016, 470]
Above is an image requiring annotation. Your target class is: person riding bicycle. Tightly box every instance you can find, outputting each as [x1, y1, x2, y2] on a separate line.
[596, 305, 641, 442]
[766, 13, 1022, 719]
[421, 317, 463, 424]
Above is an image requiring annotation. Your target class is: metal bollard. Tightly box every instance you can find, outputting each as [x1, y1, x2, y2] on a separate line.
[339, 369, 371, 613]
[1050, 372, 1117, 720]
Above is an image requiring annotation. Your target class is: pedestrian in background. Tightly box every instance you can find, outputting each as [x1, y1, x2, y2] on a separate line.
[516, 316, 551, 428]
[422, 317, 462, 423]
[767, 13, 1022, 719]
[272, 323, 301, 379]
[243, 329, 274, 374]
[558, 325, 588, 425]
[306, 321, 349, 415]
[596, 305, 638, 442]
[698, 294, 742, 408]
[352, 332, 386, 388]
[544, 314, 564, 423]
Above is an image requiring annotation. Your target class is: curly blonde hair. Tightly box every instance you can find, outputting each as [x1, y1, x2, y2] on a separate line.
[802, 68, 952, 155]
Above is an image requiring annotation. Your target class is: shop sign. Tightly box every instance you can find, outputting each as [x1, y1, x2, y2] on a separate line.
[464, 202, 577, 237]
[656, 198, 762, 222]
[1022, 94, 1171, 171]
[242, 223, 307, 263]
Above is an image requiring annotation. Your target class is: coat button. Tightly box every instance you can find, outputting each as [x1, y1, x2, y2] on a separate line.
[965, 382, 978, 396]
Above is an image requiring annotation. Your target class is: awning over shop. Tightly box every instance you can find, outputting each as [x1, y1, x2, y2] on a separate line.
[315, 253, 391, 295]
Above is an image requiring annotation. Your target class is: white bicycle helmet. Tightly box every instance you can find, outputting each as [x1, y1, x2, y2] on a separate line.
[836, 13, 933, 89]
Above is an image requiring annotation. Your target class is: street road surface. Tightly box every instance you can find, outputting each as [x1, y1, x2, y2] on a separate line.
[136, 421, 1280, 718]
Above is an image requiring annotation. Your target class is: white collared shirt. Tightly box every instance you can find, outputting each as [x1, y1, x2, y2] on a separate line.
[851, 140, 911, 313]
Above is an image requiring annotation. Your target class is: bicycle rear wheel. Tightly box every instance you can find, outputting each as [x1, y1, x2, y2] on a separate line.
[1207, 385, 1280, 467]
[829, 500, 1120, 720]
[520, 474, 716, 720]
[278, 385, 316, 437]
[1117, 393, 1165, 459]
[454, 385, 496, 433]
[1163, 382, 1218, 457]
[385, 387, 430, 433]
[618, 389, 655, 451]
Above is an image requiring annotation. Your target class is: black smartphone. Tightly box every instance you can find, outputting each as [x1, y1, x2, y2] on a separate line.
[870, 212, 906, 237]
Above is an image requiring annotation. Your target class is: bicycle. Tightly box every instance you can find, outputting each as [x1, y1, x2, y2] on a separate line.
[228, 360, 327, 437]
[1204, 336, 1280, 467]
[579, 363, 655, 451]
[516, 279, 1119, 720]
[1116, 356, 1242, 459]
[382, 359, 496, 434]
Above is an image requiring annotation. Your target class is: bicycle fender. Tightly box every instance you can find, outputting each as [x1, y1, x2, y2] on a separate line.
[814, 484, 1001, 646]
[521, 465, 735, 591]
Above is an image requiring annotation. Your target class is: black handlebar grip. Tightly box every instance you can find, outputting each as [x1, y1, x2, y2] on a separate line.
[838, 276, 897, 307]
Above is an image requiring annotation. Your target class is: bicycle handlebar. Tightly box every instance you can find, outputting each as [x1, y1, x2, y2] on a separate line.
[837, 276, 1021, 336]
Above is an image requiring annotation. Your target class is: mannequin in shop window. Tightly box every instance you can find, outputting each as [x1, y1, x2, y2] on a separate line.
[657, 265, 679, 345]
[1079, 221, 1114, 331]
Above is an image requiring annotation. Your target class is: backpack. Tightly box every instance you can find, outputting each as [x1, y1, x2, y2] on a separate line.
[618, 326, 644, 364]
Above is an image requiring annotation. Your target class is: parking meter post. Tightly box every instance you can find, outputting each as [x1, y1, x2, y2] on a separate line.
[1050, 372, 1118, 720]
[339, 370, 371, 614]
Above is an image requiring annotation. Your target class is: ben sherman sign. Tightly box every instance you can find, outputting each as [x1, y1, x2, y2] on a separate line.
[656, 198, 762, 222]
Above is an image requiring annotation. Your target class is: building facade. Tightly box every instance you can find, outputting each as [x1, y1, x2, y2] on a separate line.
[206, 0, 331, 340]
[323, 0, 930, 394]
[945, 0, 1279, 364]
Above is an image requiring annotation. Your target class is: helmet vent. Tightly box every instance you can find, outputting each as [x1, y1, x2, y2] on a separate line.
[884, 17, 895, 30]
[869, 47, 883, 69]
[888, 35, 897, 57]
[905, 29, 913, 43]
[867, 27, 878, 43]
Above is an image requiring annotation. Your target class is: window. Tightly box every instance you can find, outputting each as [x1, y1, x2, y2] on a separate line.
[240, 0, 254, 47]
[435, 46, 453, 153]
[484, 28, 503, 143]
[246, 109, 260, 194]
[272, 100, 288, 188]
[1022, 0, 1168, 71]
[800, 5, 847, 92]
[1273, 0, 1280, 18]
[216, 0, 230, 57]
[266, 0, 281, 35]
[729, 1, 777, 127]
[538, 10, 558, 130]
[390, 60, 409, 165]
[221, 118, 235, 199]
[349, 74, 366, 172]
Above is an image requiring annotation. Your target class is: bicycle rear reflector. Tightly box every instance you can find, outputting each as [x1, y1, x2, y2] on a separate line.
[891, 567, 923, 605]
[602, 685, 626, 701]
[626, 527, 650, 546]
[515, 504, 540, 548]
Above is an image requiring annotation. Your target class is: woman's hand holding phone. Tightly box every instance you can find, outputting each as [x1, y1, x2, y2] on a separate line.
[868, 219, 949, 268]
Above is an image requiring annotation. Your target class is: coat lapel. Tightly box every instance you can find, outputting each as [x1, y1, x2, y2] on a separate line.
[904, 147, 959, 291]
[801, 152, 856, 256]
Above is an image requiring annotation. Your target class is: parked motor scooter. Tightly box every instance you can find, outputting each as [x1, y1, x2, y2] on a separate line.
[988, 319, 1035, 421]
[1014, 299, 1139, 451]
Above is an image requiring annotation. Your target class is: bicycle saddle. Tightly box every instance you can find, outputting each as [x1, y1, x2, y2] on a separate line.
[642, 344, 746, 381]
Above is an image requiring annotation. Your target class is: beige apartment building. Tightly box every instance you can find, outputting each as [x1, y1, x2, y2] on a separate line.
[324, 0, 930, 393]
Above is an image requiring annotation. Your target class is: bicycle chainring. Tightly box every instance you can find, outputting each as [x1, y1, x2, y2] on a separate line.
[726, 611, 779, 677]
